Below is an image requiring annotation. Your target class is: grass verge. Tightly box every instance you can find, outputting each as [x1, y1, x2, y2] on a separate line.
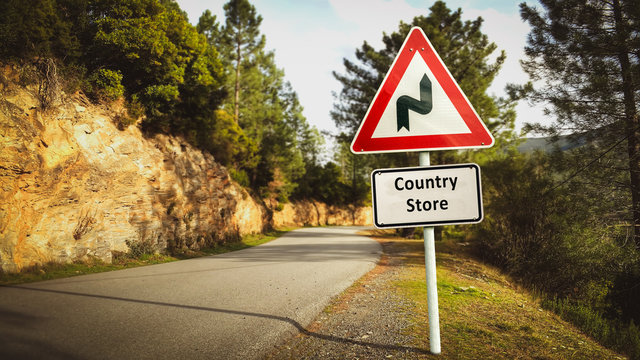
[0, 228, 293, 286]
[363, 229, 625, 359]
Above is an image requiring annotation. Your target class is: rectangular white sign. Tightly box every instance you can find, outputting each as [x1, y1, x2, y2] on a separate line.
[371, 164, 483, 228]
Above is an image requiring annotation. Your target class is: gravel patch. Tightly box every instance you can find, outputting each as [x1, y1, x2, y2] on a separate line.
[267, 239, 432, 359]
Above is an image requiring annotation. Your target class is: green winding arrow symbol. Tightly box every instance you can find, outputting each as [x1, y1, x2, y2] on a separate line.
[396, 74, 433, 131]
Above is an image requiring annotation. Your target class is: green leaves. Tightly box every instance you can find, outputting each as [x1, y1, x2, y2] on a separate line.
[1, 0, 322, 206]
[87, 69, 124, 100]
[330, 0, 514, 204]
[204, 0, 316, 205]
[332, 1, 508, 142]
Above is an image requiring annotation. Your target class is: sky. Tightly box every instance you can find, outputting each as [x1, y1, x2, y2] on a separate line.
[176, 0, 547, 136]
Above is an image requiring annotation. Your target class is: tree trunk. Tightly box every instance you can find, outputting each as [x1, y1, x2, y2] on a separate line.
[234, 36, 241, 124]
[613, 0, 640, 248]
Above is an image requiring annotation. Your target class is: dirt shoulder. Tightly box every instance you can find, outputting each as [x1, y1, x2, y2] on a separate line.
[267, 231, 625, 360]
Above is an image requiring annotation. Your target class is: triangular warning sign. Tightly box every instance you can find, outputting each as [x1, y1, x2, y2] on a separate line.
[351, 27, 494, 154]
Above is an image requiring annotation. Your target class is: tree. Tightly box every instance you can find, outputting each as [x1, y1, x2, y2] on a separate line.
[331, 1, 514, 205]
[86, 0, 227, 144]
[202, 0, 315, 205]
[218, 0, 264, 124]
[519, 0, 640, 247]
[196, 10, 220, 43]
[0, 0, 79, 61]
[0, 0, 227, 147]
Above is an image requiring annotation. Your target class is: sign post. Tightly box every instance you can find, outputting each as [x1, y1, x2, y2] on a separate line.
[351, 26, 493, 354]
[420, 152, 441, 355]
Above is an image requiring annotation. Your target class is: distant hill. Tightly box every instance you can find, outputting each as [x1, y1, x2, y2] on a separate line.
[517, 134, 588, 153]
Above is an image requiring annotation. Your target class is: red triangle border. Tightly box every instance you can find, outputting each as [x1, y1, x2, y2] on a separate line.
[350, 27, 494, 154]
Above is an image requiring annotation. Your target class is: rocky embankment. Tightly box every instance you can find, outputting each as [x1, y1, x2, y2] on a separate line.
[0, 66, 371, 273]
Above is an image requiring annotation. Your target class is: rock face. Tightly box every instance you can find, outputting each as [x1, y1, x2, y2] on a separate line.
[0, 69, 266, 272]
[272, 201, 372, 228]
[0, 67, 371, 273]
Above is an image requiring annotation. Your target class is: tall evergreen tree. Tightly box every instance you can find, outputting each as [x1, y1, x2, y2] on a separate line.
[519, 0, 640, 246]
[0, 0, 79, 60]
[218, 0, 264, 124]
[332, 1, 514, 204]
[201, 0, 315, 205]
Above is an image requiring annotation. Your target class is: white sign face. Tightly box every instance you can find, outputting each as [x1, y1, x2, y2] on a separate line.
[371, 53, 472, 139]
[371, 164, 483, 228]
[350, 27, 494, 154]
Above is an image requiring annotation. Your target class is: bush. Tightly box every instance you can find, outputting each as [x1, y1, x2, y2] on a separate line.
[125, 237, 158, 258]
[544, 297, 640, 359]
[230, 168, 250, 187]
[88, 68, 124, 101]
[208, 110, 259, 171]
[473, 152, 624, 298]
[473, 149, 640, 358]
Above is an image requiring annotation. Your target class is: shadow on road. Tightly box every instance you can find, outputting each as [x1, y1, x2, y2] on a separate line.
[2, 285, 430, 356]
[0, 307, 82, 360]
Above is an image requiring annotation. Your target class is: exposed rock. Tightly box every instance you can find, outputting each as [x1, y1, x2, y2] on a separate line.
[0, 67, 371, 273]
[273, 200, 372, 228]
[0, 73, 267, 272]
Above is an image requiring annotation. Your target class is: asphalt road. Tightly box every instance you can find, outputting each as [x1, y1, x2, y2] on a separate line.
[0, 227, 381, 360]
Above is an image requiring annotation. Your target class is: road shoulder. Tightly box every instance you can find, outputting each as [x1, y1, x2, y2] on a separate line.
[267, 231, 625, 360]
[267, 233, 428, 359]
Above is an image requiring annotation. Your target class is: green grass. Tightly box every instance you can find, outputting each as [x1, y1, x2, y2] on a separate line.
[364, 230, 625, 359]
[0, 228, 294, 285]
[543, 297, 640, 359]
[0, 255, 176, 285]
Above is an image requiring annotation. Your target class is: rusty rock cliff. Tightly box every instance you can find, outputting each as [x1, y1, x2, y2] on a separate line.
[0, 67, 371, 273]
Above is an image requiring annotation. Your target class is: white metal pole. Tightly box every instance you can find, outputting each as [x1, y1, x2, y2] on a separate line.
[419, 151, 441, 354]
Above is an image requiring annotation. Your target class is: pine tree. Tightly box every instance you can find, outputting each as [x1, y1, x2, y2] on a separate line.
[331, 1, 514, 204]
[519, 0, 640, 246]
[333, 1, 509, 140]
[0, 0, 79, 61]
[218, 0, 264, 124]
[205, 0, 316, 205]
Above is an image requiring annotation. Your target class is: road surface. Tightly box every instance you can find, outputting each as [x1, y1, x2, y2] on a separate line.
[0, 227, 380, 359]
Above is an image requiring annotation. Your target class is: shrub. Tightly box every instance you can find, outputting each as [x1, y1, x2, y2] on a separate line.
[473, 149, 640, 358]
[88, 68, 124, 101]
[230, 168, 250, 187]
[543, 297, 640, 359]
[125, 236, 158, 258]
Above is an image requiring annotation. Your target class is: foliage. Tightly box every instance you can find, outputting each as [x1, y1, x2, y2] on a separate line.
[199, 0, 315, 205]
[293, 161, 365, 206]
[333, 1, 508, 137]
[207, 109, 258, 169]
[125, 236, 159, 258]
[217, 0, 265, 123]
[88, 0, 227, 137]
[543, 298, 640, 359]
[87, 69, 124, 101]
[229, 168, 250, 188]
[0, 0, 80, 61]
[0, 0, 227, 147]
[473, 147, 640, 358]
[330, 1, 517, 205]
[518, 0, 640, 246]
[0, 0, 329, 207]
[476, 149, 627, 294]
[510, 1, 640, 356]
